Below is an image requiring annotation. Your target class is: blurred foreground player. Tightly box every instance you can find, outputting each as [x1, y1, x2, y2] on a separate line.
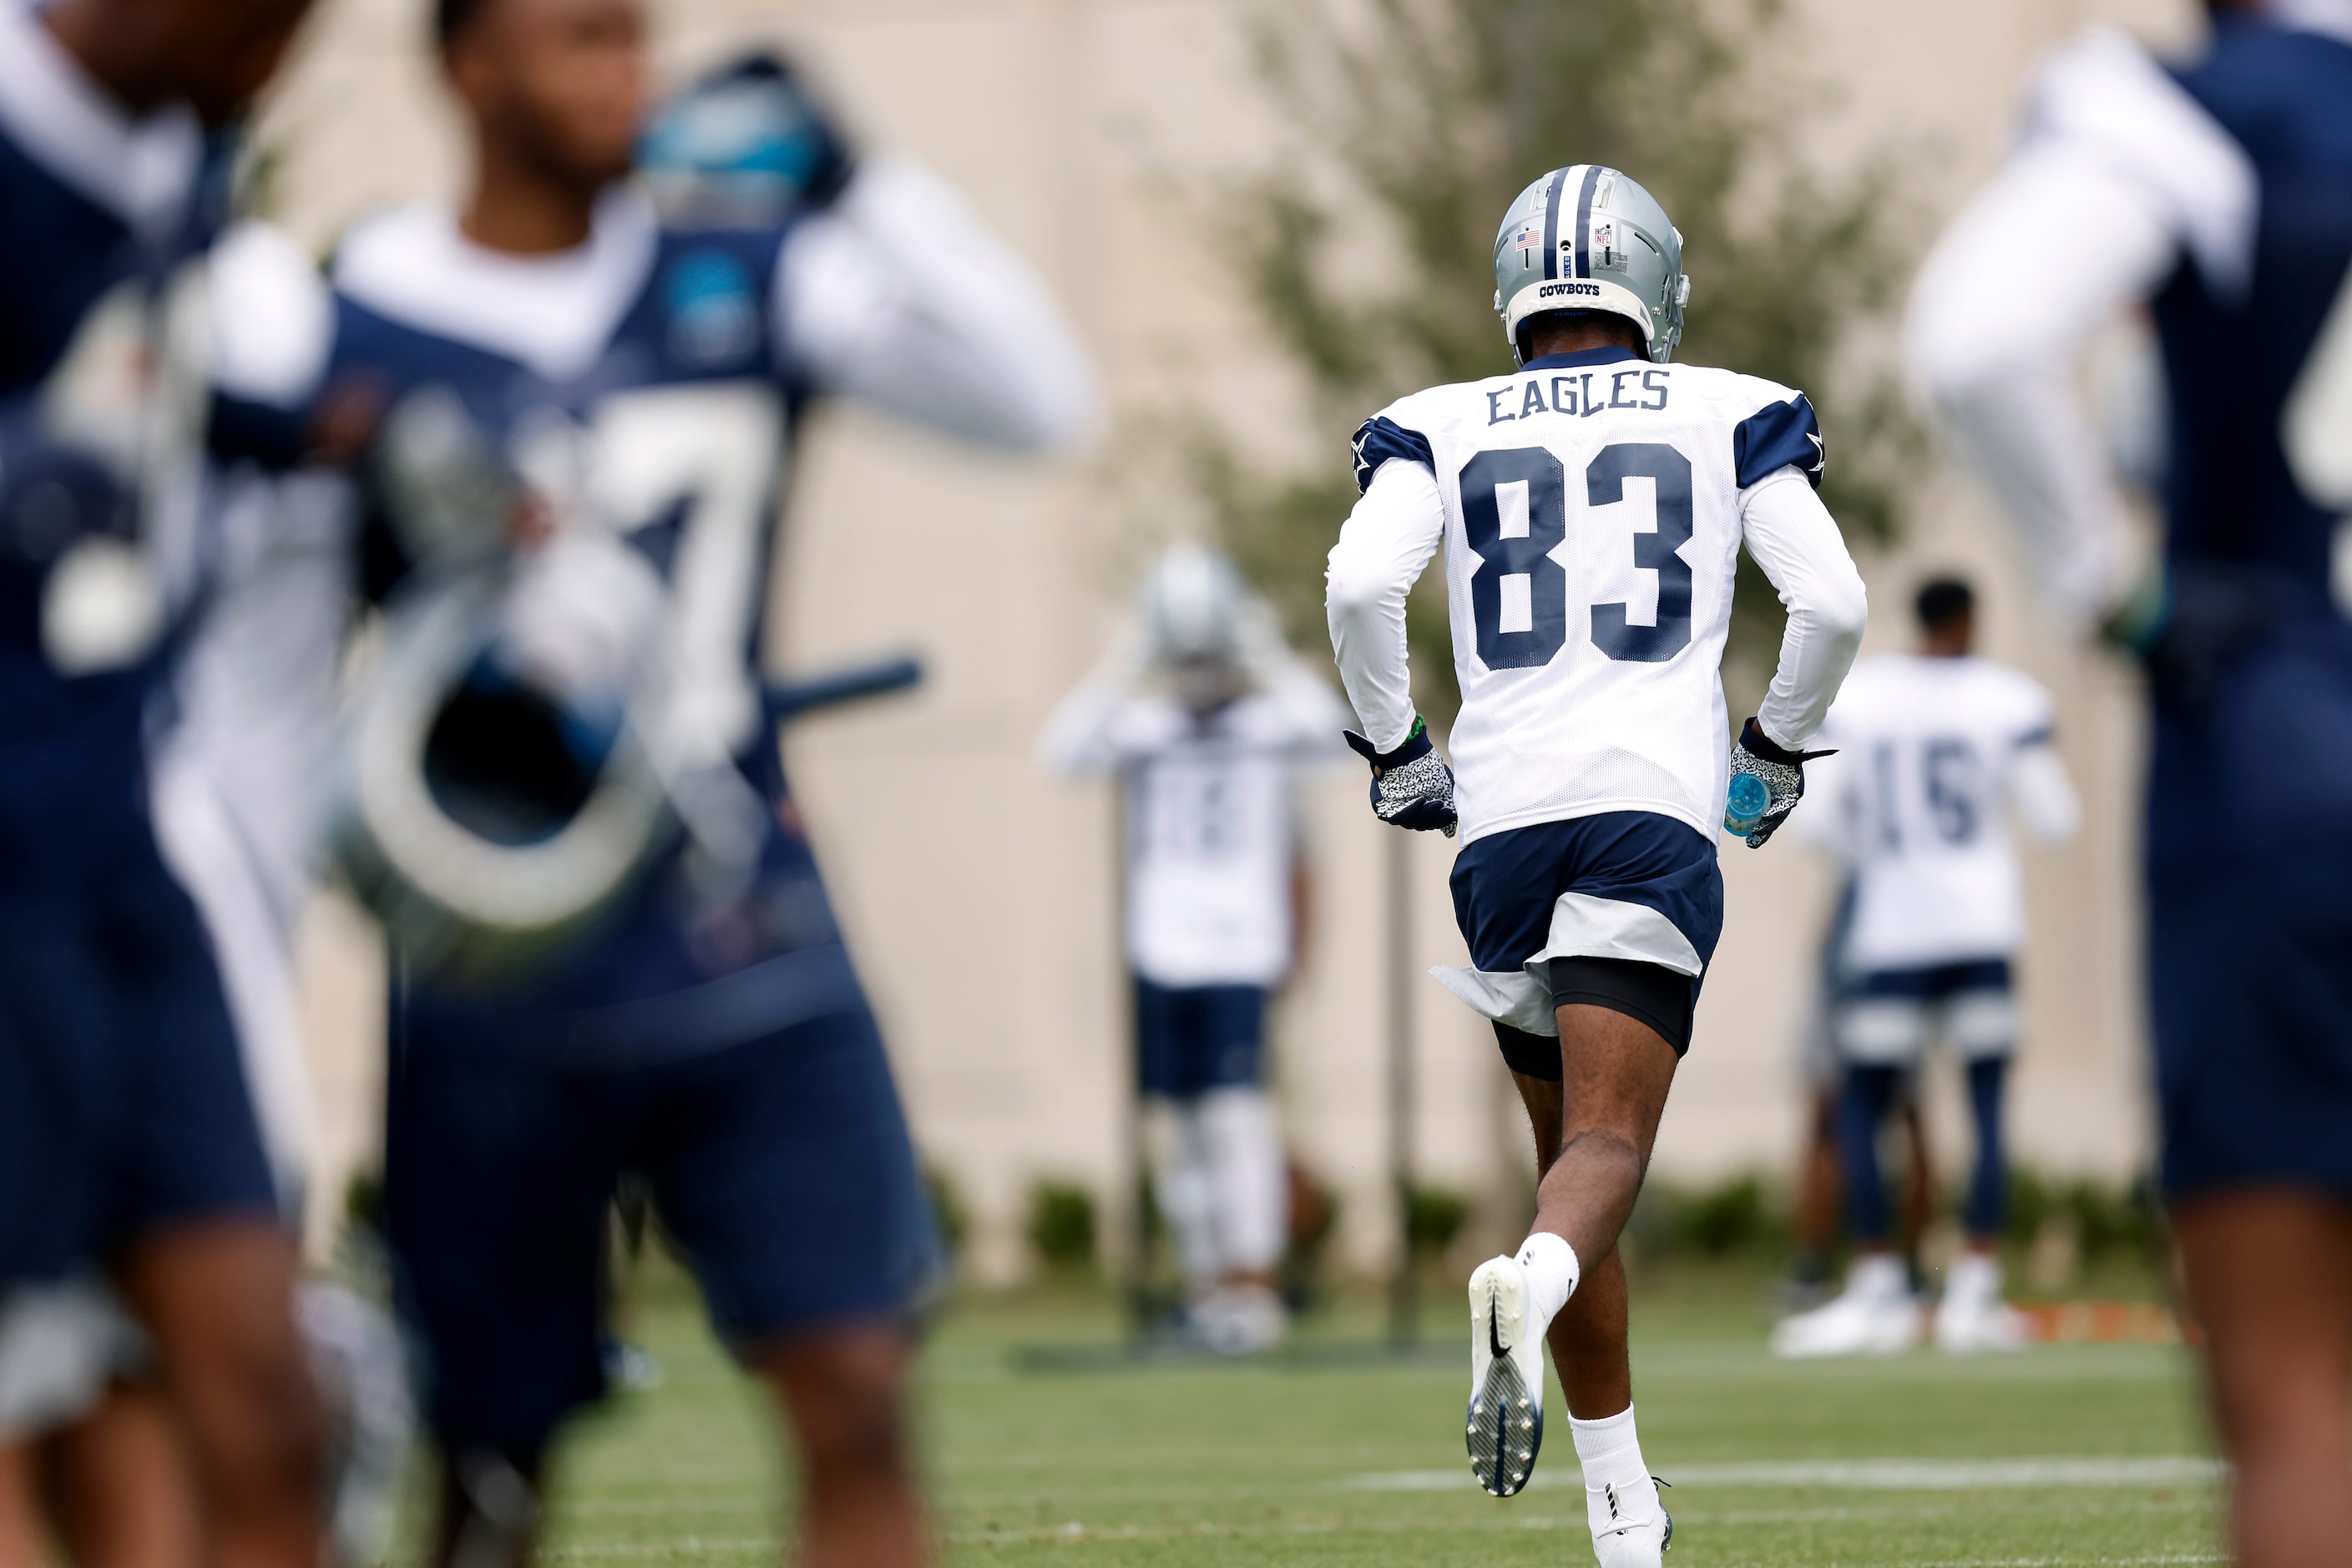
[1909, 7, 2352, 1560]
[1774, 576, 2078, 1358]
[0, 1, 328, 1564]
[228, 3, 1093, 1565]
[1328, 165, 1865, 1564]
[1042, 545, 1346, 1354]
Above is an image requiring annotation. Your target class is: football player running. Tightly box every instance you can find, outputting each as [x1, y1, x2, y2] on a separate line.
[1327, 167, 1865, 1565]
[1908, 4, 2352, 1560]
[1773, 575, 2079, 1358]
[215, 3, 1095, 1565]
[0, 1, 330, 1564]
[1042, 544, 1348, 1355]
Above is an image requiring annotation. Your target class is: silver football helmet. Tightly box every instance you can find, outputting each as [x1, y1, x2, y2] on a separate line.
[1493, 165, 1689, 367]
[1140, 542, 1247, 666]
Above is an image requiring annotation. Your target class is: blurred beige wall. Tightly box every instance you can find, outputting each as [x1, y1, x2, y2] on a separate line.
[263, 0, 2197, 1279]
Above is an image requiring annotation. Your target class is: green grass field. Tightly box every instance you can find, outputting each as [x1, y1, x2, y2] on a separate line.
[513, 1260, 2223, 1567]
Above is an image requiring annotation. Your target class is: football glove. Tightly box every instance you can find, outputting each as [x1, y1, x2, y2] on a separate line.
[2101, 561, 2304, 713]
[1344, 716, 1457, 837]
[1723, 716, 1832, 848]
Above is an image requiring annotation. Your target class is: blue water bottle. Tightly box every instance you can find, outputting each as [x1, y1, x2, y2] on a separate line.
[1723, 771, 1770, 838]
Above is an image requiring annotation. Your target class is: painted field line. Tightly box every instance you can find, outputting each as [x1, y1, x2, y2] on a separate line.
[1344, 1454, 2223, 1492]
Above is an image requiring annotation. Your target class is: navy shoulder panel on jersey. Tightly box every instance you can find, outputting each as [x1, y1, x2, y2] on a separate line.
[1732, 392, 1824, 489]
[1351, 414, 1433, 495]
[2152, 20, 2352, 584]
[640, 223, 796, 385]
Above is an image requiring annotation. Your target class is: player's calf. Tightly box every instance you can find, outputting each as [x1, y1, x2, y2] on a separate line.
[119, 1219, 326, 1568]
[757, 1327, 924, 1568]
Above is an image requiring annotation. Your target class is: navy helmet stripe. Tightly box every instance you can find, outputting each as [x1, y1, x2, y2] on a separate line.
[1572, 165, 1604, 281]
[1540, 166, 1572, 281]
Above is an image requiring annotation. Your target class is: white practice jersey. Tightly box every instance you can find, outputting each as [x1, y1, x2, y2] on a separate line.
[1044, 667, 1348, 988]
[1799, 655, 2079, 972]
[1328, 347, 1867, 843]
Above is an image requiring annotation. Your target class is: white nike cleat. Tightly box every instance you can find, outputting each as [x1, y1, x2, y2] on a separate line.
[1465, 1255, 1548, 1496]
[1934, 1253, 2028, 1353]
[1770, 1256, 1920, 1359]
[1589, 1475, 1673, 1567]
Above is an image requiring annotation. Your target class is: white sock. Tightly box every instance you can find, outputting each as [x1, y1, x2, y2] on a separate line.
[1571, 1404, 1658, 1535]
[1848, 1252, 1909, 1302]
[1945, 1251, 2001, 1305]
[1515, 1232, 1581, 1325]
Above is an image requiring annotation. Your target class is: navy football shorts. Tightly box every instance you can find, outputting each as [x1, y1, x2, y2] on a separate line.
[1444, 812, 1723, 1075]
[384, 964, 938, 1464]
[2147, 620, 2352, 1199]
[1835, 958, 2016, 1066]
[0, 837, 279, 1284]
[1132, 979, 1267, 1097]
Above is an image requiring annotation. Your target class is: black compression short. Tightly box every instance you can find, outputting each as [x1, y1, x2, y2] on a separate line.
[1489, 956, 1699, 1080]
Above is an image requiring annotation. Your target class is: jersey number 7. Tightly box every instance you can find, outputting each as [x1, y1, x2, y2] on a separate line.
[1461, 442, 1695, 670]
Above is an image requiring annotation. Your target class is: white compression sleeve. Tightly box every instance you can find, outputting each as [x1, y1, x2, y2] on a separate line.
[1325, 458, 1444, 752]
[1037, 622, 1149, 777]
[1148, 1102, 1220, 1292]
[1904, 29, 2254, 629]
[1738, 471, 1868, 750]
[776, 159, 1099, 452]
[1198, 1087, 1287, 1277]
[1906, 154, 2176, 629]
[2007, 741, 2081, 846]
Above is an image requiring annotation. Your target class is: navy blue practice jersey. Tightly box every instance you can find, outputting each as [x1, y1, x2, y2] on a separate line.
[0, 6, 233, 878]
[263, 164, 1090, 1039]
[2157, 17, 2352, 584]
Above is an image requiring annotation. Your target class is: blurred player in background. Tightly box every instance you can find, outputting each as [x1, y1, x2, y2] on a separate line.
[1042, 544, 1347, 1356]
[1909, 4, 2352, 1558]
[0, 0, 330, 1562]
[1774, 575, 2078, 1358]
[212, 1, 1094, 1563]
[1328, 164, 1865, 1565]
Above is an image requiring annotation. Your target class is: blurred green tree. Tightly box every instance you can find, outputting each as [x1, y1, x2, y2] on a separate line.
[1196, 0, 1920, 721]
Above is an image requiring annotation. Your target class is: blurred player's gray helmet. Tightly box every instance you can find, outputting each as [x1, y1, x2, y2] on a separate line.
[333, 563, 682, 979]
[1140, 543, 1247, 665]
[333, 392, 767, 979]
[1493, 165, 1689, 367]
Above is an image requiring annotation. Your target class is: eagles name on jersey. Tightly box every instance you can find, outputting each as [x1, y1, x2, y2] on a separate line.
[1798, 654, 2080, 974]
[1336, 342, 1853, 845]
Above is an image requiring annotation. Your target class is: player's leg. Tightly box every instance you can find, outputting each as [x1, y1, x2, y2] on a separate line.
[383, 1000, 614, 1568]
[1932, 973, 2024, 1350]
[1480, 988, 1678, 1560]
[748, 1328, 921, 1568]
[110, 864, 323, 1568]
[1775, 972, 1926, 1358]
[1193, 985, 1287, 1353]
[0, 1441, 36, 1568]
[1505, 1063, 1634, 1419]
[1134, 980, 1221, 1319]
[645, 1008, 936, 1568]
[47, 1382, 202, 1568]
[2172, 1193, 2352, 1567]
[1447, 817, 1717, 1548]
[1785, 1064, 1842, 1307]
[114, 1222, 320, 1568]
